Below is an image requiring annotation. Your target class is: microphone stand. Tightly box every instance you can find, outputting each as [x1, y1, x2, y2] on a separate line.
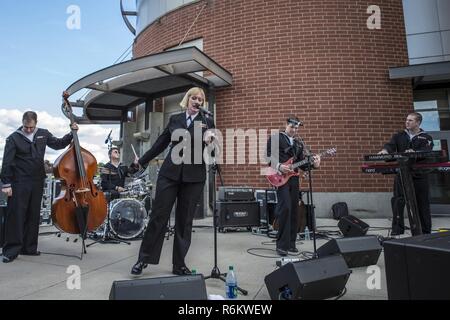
[105, 130, 113, 152]
[305, 152, 318, 259]
[198, 105, 248, 296]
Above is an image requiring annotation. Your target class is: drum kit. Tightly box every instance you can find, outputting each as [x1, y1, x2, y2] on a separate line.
[89, 170, 154, 243]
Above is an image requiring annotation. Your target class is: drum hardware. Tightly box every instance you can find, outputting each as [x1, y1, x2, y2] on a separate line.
[87, 192, 132, 247]
[108, 198, 148, 240]
[99, 167, 119, 175]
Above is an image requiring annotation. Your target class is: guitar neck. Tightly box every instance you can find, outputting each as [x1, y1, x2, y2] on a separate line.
[291, 150, 331, 169]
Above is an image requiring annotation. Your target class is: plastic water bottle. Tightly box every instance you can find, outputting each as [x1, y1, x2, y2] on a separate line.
[304, 226, 310, 241]
[225, 266, 237, 299]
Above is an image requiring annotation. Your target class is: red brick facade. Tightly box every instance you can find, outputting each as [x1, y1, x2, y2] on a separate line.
[133, 0, 412, 192]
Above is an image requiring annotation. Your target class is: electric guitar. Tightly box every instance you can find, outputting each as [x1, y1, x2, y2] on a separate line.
[264, 148, 337, 187]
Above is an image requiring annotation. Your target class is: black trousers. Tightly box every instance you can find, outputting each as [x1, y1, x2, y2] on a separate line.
[391, 174, 432, 234]
[2, 180, 44, 257]
[275, 176, 299, 251]
[138, 175, 204, 267]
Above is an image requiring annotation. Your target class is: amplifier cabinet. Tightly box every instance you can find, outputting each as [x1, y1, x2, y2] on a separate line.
[216, 201, 260, 228]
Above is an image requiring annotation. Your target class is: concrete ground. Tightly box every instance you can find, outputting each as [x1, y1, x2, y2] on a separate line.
[1, 216, 450, 300]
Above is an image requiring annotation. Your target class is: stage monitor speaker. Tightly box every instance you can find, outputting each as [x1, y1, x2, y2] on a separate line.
[264, 255, 351, 300]
[338, 215, 369, 237]
[317, 235, 382, 268]
[216, 201, 260, 228]
[109, 274, 207, 300]
[384, 231, 450, 300]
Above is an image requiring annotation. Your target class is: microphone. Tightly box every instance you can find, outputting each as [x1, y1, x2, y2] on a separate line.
[193, 103, 213, 117]
[287, 118, 303, 127]
[276, 257, 300, 267]
[104, 129, 112, 144]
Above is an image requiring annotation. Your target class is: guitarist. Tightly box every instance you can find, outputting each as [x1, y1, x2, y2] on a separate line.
[266, 116, 320, 256]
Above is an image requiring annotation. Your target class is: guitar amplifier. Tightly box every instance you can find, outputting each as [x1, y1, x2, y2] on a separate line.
[218, 187, 255, 202]
[255, 189, 278, 204]
[216, 201, 260, 228]
[255, 189, 277, 228]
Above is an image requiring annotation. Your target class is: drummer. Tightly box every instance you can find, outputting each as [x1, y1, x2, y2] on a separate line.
[100, 147, 139, 200]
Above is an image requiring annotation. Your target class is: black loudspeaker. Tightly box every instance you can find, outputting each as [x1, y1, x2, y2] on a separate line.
[317, 236, 382, 268]
[109, 274, 207, 300]
[216, 201, 260, 228]
[384, 232, 450, 300]
[264, 255, 351, 300]
[338, 215, 369, 237]
[255, 191, 276, 227]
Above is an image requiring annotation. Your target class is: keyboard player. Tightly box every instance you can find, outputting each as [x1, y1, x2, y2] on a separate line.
[378, 112, 433, 235]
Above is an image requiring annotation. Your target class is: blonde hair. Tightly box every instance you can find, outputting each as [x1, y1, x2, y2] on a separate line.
[179, 87, 206, 109]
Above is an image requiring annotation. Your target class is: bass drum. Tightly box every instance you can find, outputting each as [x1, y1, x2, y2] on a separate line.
[109, 198, 148, 240]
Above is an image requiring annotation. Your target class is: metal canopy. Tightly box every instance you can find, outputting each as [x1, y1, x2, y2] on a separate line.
[65, 47, 232, 124]
[389, 61, 450, 88]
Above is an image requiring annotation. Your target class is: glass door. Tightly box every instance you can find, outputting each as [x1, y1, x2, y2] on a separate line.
[414, 89, 450, 216]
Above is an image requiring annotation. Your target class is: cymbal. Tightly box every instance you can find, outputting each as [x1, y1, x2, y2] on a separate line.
[99, 167, 118, 175]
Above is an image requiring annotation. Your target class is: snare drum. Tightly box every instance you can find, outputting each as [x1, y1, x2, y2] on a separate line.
[108, 198, 148, 239]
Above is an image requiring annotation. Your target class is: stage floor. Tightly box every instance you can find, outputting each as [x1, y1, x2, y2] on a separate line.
[1, 217, 450, 300]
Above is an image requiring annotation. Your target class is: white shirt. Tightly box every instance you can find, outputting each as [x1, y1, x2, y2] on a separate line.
[22, 128, 37, 142]
[186, 112, 199, 126]
[281, 131, 294, 145]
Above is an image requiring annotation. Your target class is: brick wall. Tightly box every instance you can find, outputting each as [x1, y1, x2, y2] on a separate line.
[133, 0, 412, 192]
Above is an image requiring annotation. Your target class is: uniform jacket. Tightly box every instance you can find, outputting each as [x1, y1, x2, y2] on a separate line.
[100, 162, 137, 191]
[266, 132, 307, 172]
[383, 129, 434, 153]
[138, 112, 215, 183]
[1, 127, 73, 186]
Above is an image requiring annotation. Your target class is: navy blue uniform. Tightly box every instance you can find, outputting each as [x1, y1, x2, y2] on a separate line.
[383, 129, 434, 234]
[1, 127, 72, 257]
[137, 112, 214, 268]
[267, 132, 307, 252]
[100, 162, 138, 200]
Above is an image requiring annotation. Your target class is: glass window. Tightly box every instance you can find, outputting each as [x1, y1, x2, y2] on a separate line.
[414, 89, 450, 131]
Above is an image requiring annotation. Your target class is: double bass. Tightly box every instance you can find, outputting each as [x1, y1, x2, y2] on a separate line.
[51, 92, 107, 236]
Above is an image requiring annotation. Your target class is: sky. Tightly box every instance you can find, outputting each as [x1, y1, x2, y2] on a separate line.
[0, 0, 136, 164]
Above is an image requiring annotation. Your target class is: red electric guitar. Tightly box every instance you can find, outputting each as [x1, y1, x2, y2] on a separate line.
[264, 148, 337, 187]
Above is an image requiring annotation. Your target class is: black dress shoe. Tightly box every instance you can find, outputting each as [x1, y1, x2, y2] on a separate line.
[172, 266, 192, 276]
[276, 248, 288, 256]
[2, 255, 17, 263]
[288, 247, 299, 253]
[20, 251, 41, 256]
[131, 261, 147, 275]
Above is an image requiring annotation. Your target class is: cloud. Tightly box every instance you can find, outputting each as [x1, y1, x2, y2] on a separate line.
[0, 108, 119, 166]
